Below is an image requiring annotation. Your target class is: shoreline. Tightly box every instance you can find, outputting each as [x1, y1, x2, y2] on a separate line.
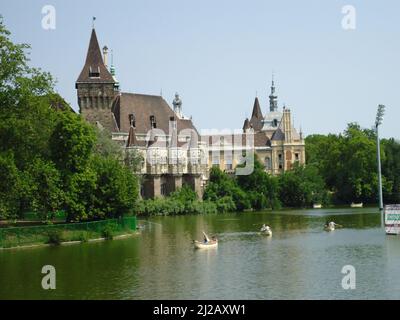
[0, 231, 139, 251]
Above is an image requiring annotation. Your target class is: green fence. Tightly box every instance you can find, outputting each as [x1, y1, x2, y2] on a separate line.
[0, 216, 137, 249]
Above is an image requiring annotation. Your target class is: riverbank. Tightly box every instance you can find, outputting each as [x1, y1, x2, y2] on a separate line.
[0, 231, 138, 251]
[0, 216, 137, 249]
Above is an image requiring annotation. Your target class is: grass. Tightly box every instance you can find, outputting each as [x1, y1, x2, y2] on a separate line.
[0, 218, 137, 249]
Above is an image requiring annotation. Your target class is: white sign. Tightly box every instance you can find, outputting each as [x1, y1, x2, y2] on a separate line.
[385, 205, 400, 235]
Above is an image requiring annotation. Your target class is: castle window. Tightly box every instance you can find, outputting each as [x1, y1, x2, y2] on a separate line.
[161, 183, 167, 196]
[273, 119, 278, 127]
[278, 154, 283, 169]
[129, 114, 136, 127]
[212, 151, 220, 166]
[295, 153, 300, 161]
[265, 157, 271, 170]
[89, 66, 100, 78]
[150, 115, 157, 128]
[224, 151, 233, 171]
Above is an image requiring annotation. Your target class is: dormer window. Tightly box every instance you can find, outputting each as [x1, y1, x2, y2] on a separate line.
[129, 114, 136, 127]
[150, 115, 157, 128]
[89, 66, 100, 78]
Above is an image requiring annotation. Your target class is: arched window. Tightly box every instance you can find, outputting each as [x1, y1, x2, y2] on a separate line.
[129, 114, 136, 127]
[150, 115, 157, 128]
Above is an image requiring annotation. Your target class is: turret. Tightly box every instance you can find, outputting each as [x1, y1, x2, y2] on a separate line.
[76, 27, 117, 131]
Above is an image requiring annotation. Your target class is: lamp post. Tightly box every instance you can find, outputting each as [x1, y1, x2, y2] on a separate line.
[375, 104, 385, 227]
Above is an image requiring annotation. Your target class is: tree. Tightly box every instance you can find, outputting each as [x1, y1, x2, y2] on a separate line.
[237, 156, 280, 209]
[278, 163, 328, 207]
[50, 111, 96, 175]
[382, 138, 400, 203]
[0, 153, 21, 219]
[91, 156, 138, 219]
[203, 167, 250, 211]
[25, 158, 64, 220]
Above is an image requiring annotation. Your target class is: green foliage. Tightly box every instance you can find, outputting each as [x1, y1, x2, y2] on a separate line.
[204, 166, 250, 211]
[237, 157, 280, 210]
[50, 111, 96, 174]
[0, 153, 22, 219]
[382, 138, 400, 203]
[170, 185, 198, 202]
[101, 222, 117, 240]
[306, 123, 398, 204]
[136, 196, 218, 216]
[90, 156, 138, 219]
[94, 127, 122, 159]
[46, 230, 65, 245]
[214, 196, 236, 213]
[0, 20, 139, 221]
[278, 163, 328, 207]
[25, 158, 64, 220]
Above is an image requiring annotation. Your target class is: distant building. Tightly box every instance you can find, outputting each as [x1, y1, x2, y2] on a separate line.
[204, 79, 305, 174]
[76, 28, 305, 199]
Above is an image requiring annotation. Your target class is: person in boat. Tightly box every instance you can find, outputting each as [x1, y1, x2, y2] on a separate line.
[325, 221, 341, 229]
[261, 224, 270, 232]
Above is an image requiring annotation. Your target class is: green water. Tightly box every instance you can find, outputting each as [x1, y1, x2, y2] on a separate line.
[1, 208, 400, 299]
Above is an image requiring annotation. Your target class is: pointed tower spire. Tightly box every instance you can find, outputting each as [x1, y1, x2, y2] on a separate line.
[251, 97, 263, 119]
[76, 28, 114, 84]
[243, 118, 250, 132]
[269, 74, 278, 112]
[248, 97, 263, 132]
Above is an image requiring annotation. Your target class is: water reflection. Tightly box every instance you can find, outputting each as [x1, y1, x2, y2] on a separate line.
[0, 207, 399, 299]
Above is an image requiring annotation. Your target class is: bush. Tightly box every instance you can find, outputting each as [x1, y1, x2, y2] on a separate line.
[215, 196, 236, 213]
[77, 231, 89, 242]
[46, 229, 65, 245]
[101, 223, 117, 240]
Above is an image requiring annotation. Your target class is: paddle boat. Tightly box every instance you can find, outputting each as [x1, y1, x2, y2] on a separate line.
[193, 232, 218, 249]
[324, 221, 342, 231]
[260, 224, 272, 236]
[350, 202, 363, 208]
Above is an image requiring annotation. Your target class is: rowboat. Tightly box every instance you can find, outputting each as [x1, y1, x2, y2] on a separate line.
[324, 224, 335, 232]
[193, 232, 218, 249]
[260, 225, 272, 236]
[350, 202, 363, 208]
[324, 221, 342, 231]
[193, 239, 218, 249]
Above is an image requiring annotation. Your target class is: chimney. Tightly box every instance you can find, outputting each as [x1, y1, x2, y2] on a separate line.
[102, 46, 108, 68]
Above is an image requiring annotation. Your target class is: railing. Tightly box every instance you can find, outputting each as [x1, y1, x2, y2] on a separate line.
[0, 216, 137, 249]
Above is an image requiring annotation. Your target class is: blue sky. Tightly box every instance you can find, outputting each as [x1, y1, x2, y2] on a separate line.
[1, 0, 399, 138]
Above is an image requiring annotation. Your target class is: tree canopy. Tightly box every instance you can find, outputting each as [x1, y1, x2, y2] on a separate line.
[0, 19, 139, 221]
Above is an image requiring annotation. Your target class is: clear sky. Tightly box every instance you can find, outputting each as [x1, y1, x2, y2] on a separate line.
[1, 0, 399, 138]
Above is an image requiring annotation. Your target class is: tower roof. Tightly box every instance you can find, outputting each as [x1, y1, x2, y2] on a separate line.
[249, 97, 263, 131]
[251, 97, 263, 119]
[76, 28, 115, 84]
[242, 118, 250, 131]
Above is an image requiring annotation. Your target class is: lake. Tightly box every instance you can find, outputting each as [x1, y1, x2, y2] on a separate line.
[1, 207, 399, 299]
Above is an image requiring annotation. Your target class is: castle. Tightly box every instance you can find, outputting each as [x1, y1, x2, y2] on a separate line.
[76, 28, 305, 199]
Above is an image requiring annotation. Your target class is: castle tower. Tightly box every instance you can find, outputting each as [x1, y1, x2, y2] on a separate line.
[269, 76, 278, 112]
[282, 107, 293, 143]
[76, 28, 117, 131]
